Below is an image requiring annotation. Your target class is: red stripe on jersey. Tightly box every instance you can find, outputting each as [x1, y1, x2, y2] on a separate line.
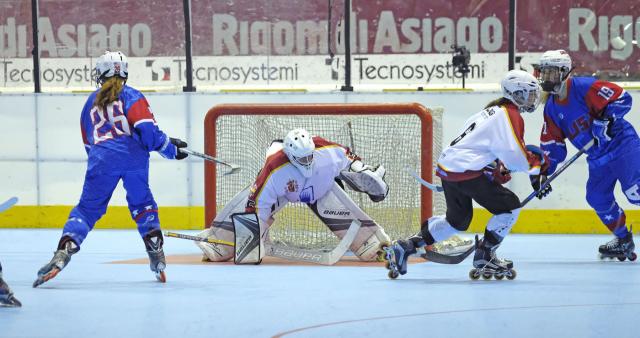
[246, 150, 290, 210]
[313, 136, 343, 148]
[81, 120, 89, 145]
[127, 98, 155, 125]
[585, 80, 623, 118]
[540, 113, 565, 143]
[504, 103, 525, 145]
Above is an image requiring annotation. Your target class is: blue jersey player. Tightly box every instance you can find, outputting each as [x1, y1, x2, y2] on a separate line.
[33, 51, 188, 287]
[535, 50, 637, 261]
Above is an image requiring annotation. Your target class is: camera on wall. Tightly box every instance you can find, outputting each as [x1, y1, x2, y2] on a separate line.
[451, 44, 471, 88]
[451, 44, 471, 75]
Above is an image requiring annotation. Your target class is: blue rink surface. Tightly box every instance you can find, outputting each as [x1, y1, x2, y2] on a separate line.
[1, 229, 639, 338]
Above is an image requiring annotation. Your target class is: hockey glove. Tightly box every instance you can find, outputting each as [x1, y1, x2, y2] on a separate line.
[158, 137, 188, 160]
[592, 118, 613, 148]
[483, 161, 511, 185]
[529, 174, 552, 199]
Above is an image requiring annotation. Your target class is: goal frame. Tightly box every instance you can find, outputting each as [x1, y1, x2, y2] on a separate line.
[203, 103, 435, 227]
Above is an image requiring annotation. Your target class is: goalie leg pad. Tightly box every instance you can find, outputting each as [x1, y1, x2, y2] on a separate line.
[339, 160, 389, 202]
[352, 227, 391, 261]
[195, 226, 235, 262]
[232, 212, 264, 264]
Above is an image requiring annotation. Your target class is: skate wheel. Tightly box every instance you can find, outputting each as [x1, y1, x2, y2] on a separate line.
[388, 270, 399, 279]
[156, 271, 166, 283]
[617, 256, 626, 262]
[468, 269, 480, 280]
[481, 272, 492, 280]
[630, 253, 638, 262]
[506, 269, 517, 280]
[494, 274, 505, 280]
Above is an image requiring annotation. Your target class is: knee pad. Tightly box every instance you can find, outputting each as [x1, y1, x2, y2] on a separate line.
[422, 215, 460, 243]
[485, 208, 521, 243]
[196, 226, 235, 262]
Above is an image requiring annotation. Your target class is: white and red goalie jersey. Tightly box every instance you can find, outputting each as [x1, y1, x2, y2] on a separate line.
[246, 137, 355, 226]
[436, 102, 544, 182]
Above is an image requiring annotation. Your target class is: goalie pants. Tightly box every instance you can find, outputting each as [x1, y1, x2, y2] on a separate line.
[61, 147, 160, 247]
[441, 175, 520, 242]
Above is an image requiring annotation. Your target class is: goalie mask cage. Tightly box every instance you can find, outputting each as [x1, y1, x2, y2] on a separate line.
[204, 103, 445, 250]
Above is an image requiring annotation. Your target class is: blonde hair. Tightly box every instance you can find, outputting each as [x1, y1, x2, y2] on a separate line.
[94, 77, 125, 109]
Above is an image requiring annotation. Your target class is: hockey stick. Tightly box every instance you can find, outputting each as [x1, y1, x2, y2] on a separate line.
[0, 197, 18, 213]
[179, 148, 241, 175]
[164, 231, 235, 247]
[520, 140, 594, 207]
[405, 167, 444, 192]
[419, 235, 477, 264]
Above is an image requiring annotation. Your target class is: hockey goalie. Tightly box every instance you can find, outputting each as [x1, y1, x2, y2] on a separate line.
[195, 128, 391, 264]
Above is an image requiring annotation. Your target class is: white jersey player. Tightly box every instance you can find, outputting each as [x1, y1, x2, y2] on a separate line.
[196, 128, 391, 264]
[386, 70, 549, 280]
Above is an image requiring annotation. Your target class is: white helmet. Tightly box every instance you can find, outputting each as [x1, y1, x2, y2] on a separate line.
[537, 49, 572, 93]
[283, 128, 315, 177]
[95, 51, 128, 85]
[501, 70, 542, 113]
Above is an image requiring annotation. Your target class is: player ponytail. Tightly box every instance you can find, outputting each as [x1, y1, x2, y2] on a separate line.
[94, 76, 125, 109]
[484, 97, 511, 109]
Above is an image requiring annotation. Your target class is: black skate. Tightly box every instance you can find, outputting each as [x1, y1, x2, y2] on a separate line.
[0, 276, 21, 307]
[144, 229, 167, 283]
[33, 237, 78, 288]
[469, 239, 516, 280]
[382, 238, 416, 279]
[598, 232, 637, 262]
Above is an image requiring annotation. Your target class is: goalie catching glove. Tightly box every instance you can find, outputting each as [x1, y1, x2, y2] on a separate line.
[339, 160, 389, 202]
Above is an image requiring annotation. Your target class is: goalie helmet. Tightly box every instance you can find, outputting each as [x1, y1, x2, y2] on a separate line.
[283, 128, 315, 178]
[537, 49, 572, 94]
[501, 70, 541, 113]
[95, 51, 128, 86]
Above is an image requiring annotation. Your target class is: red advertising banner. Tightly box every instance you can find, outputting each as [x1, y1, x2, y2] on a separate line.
[1, 0, 639, 88]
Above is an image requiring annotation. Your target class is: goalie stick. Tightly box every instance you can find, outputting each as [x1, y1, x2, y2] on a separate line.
[179, 148, 241, 175]
[0, 197, 18, 213]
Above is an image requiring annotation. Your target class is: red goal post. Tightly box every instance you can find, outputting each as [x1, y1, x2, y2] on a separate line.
[203, 103, 442, 248]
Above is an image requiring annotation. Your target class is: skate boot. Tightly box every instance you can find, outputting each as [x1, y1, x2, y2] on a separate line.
[598, 232, 637, 262]
[33, 237, 79, 288]
[469, 239, 516, 280]
[382, 236, 419, 279]
[144, 229, 167, 283]
[0, 264, 21, 307]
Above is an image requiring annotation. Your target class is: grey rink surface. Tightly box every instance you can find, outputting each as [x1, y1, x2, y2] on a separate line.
[0, 229, 639, 338]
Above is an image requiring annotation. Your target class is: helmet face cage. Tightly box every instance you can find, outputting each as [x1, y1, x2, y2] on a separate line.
[537, 50, 572, 93]
[510, 88, 540, 113]
[283, 129, 315, 177]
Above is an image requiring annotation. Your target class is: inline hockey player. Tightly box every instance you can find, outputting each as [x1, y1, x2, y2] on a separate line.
[196, 128, 391, 264]
[536, 50, 637, 261]
[385, 70, 548, 280]
[0, 262, 21, 307]
[33, 51, 188, 287]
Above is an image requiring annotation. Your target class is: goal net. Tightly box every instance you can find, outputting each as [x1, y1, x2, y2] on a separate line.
[203, 103, 466, 253]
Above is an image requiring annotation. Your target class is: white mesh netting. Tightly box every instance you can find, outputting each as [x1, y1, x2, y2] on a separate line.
[211, 106, 453, 251]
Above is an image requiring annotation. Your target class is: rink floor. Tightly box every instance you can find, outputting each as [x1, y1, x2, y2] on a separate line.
[1, 229, 639, 338]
